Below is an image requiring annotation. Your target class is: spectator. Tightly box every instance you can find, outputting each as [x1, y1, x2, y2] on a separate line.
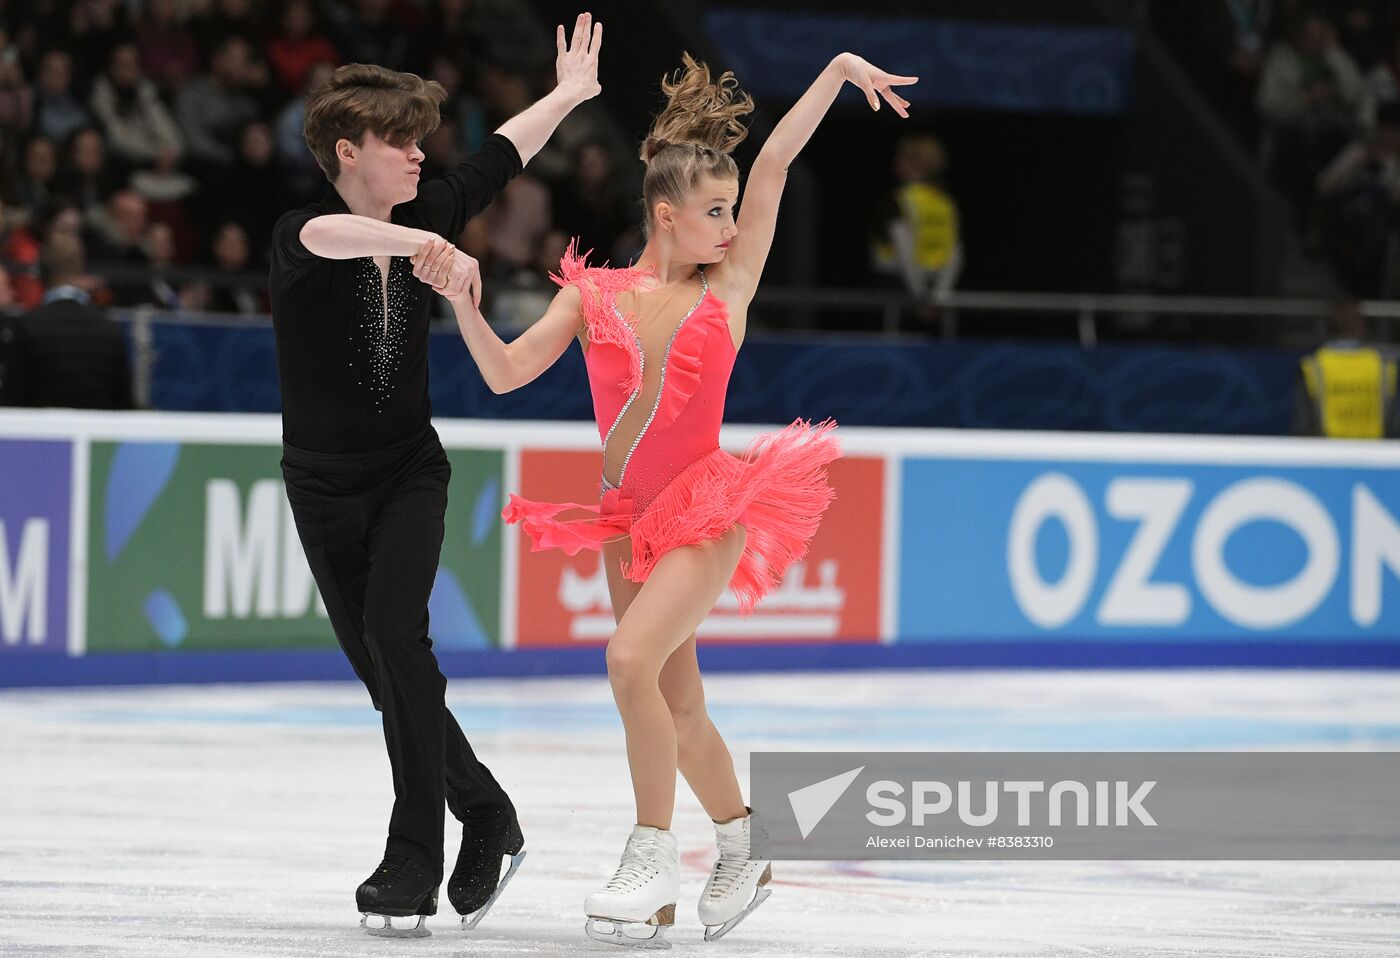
[137, 0, 203, 94]
[221, 120, 288, 260]
[428, 52, 488, 154]
[57, 127, 120, 225]
[194, 0, 265, 59]
[1294, 299, 1399, 436]
[9, 232, 134, 409]
[552, 140, 636, 265]
[1317, 101, 1400, 294]
[141, 221, 184, 309]
[87, 189, 149, 262]
[0, 194, 43, 310]
[85, 189, 153, 306]
[60, 0, 132, 91]
[40, 197, 88, 246]
[89, 41, 184, 173]
[0, 35, 33, 152]
[1363, 32, 1400, 126]
[480, 173, 552, 280]
[207, 221, 264, 313]
[422, 0, 489, 71]
[176, 35, 262, 170]
[871, 133, 963, 326]
[32, 50, 92, 144]
[275, 59, 336, 204]
[480, 63, 598, 183]
[265, 0, 341, 97]
[14, 134, 60, 220]
[420, 114, 465, 180]
[1258, 10, 1369, 224]
[327, 0, 421, 74]
[1323, 0, 1392, 70]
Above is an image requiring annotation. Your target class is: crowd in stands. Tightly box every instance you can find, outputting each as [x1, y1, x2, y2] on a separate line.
[0, 0, 641, 316]
[1157, 0, 1400, 297]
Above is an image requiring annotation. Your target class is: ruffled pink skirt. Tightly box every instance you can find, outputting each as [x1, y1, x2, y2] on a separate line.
[502, 420, 839, 613]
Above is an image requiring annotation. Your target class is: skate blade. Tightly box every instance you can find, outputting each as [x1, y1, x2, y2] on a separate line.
[584, 914, 673, 950]
[461, 849, 527, 930]
[703, 886, 772, 943]
[361, 913, 430, 939]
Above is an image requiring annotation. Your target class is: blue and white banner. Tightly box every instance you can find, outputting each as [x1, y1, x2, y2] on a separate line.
[899, 453, 1400, 641]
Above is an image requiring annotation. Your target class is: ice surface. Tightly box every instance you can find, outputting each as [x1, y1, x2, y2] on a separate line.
[2, 670, 1398, 957]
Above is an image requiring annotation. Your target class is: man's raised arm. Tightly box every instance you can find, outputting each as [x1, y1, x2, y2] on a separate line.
[496, 12, 603, 165]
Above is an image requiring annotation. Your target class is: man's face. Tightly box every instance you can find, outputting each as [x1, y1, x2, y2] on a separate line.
[110, 195, 147, 243]
[38, 52, 71, 94]
[109, 46, 141, 87]
[340, 130, 425, 206]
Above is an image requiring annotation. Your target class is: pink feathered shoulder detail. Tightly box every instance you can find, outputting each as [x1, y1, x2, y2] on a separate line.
[550, 239, 651, 393]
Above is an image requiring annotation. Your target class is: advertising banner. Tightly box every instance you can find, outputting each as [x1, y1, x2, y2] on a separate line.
[899, 457, 1400, 641]
[0, 440, 71, 655]
[86, 441, 504, 652]
[513, 449, 885, 647]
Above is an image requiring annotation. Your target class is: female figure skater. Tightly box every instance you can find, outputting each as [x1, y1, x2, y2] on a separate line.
[414, 50, 915, 946]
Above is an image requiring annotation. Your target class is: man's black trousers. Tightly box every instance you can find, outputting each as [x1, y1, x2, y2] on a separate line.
[281, 425, 512, 876]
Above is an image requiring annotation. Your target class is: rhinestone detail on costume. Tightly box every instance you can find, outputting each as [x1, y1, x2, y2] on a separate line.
[357, 257, 409, 411]
[608, 270, 709, 490]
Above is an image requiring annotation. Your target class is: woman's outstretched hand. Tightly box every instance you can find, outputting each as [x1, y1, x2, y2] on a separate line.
[837, 53, 917, 118]
[555, 12, 603, 104]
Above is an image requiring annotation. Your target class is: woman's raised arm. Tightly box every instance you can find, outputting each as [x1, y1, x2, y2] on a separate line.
[718, 54, 917, 307]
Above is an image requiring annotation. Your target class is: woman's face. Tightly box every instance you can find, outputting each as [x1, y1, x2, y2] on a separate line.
[214, 224, 249, 270]
[282, 0, 313, 37]
[657, 173, 740, 265]
[146, 223, 176, 264]
[240, 123, 274, 166]
[38, 52, 71, 94]
[25, 139, 57, 182]
[72, 130, 105, 174]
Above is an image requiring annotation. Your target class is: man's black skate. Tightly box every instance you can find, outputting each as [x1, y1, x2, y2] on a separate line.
[357, 855, 439, 939]
[448, 812, 527, 929]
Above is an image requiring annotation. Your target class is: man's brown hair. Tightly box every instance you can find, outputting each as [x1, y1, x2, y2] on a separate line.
[303, 64, 446, 181]
[42, 233, 85, 284]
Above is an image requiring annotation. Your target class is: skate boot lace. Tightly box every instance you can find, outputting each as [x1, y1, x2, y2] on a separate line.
[603, 841, 660, 892]
[706, 831, 751, 899]
[367, 856, 418, 887]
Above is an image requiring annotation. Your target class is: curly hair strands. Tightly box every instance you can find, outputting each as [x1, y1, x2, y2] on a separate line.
[639, 52, 755, 238]
[303, 63, 446, 181]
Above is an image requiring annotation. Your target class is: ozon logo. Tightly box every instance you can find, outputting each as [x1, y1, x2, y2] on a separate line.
[1007, 473, 1400, 630]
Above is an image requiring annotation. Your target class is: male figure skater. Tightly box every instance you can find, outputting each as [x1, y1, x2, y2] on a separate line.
[268, 14, 602, 937]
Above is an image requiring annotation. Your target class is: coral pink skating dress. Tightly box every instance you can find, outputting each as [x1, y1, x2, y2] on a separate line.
[502, 246, 840, 613]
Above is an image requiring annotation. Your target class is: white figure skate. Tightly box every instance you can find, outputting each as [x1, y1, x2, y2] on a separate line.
[584, 825, 679, 949]
[698, 811, 772, 942]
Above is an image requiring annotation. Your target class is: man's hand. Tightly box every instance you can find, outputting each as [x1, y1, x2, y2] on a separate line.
[411, 237, 482, 307]
[554, 12, 602, 104]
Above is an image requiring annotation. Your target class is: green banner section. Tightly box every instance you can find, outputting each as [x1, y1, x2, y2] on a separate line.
[87, 441, 503, 652]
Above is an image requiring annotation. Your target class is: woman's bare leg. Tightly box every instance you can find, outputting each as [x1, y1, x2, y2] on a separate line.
[658, 637, 746, 822]
[603, 538, 746, 822]
[601, 526, 747, 829]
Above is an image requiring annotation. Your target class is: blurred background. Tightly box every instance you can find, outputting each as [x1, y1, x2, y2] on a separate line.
[1, 1, 1399, 678]
[2, 0, 1398, 434]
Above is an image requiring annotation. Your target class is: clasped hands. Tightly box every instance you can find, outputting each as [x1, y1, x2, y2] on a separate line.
[411, 237, 481, 307]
